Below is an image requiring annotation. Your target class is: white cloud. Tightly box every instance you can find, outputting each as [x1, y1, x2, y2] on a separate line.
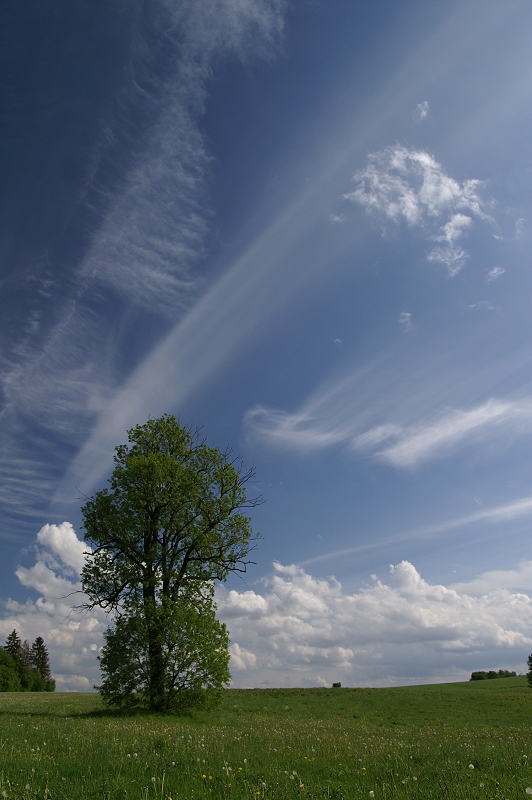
[377, 398, 526, 468]
[36, 522, 87, 574]
[218, 560, 532, 687]
[229, 642, 257, 670]
[303, 495, 532, 568]
[467, 300, 494, 311]
[343, 145, 490, 276]
[427, 243, 468, 276]
[245, 406, 350, 452]
[414, 100, 429, 121]
[80, 0, 286, 313]
[0, 0, 286, 524]
[3, 525, 532, 689]
[353, 423, 402, 451]
[247, 395, 532, 468]
[486, 266, 505, 282]
[452, 560, 532, 596]
[1, 524, 107, 691]
[398, 311, 412, 331]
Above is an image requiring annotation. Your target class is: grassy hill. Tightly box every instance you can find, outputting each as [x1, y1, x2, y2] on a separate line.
[1, 679, 531, 798]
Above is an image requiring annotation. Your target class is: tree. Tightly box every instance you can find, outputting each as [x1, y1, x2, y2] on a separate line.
[31, 637, 55, 692]
[20, 639, 32, 669]
[98, 583, 230, 711]
[0, 649, 21, 692]
[527, 654, 532, 688]
[3, 630, 52, 692]
[4, 629, 22, 663]
[80, 415, 261, 712]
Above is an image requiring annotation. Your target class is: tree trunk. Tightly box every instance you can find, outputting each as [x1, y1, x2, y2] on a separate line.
[144, 590, 166, 711]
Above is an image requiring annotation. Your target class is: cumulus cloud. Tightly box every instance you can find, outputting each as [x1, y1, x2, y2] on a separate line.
[1, 523, 107, 691]
[218, 560, 532, 687]
[343, 145, 490, 276]
[36, 522, 87, 574]
[3, 524, 532, 689]
[452, 560, 532, 596]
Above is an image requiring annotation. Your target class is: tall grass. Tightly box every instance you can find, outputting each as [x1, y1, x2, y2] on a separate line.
[1, 679, 532, 799]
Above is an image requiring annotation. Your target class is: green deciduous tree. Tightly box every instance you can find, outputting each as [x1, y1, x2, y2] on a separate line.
[0, 649, 21, 692]
[98, 584, 230, 711]
[80, 415, 261, 712]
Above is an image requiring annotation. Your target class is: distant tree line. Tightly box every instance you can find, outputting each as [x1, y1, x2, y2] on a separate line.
[0, 630, 55, 692]
[470, 669, 517, 681]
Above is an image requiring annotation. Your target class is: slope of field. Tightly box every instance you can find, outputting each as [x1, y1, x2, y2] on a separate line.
[1, 678, 531, 799]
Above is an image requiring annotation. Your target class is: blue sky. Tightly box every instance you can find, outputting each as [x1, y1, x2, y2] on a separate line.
[2, 0, 532, 690]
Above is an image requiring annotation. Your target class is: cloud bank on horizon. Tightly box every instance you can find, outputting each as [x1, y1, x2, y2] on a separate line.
[2, 523, 531, 690]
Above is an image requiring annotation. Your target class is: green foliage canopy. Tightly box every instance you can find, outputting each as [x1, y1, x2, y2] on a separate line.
[98, 584, 230, 711]
[1, 630, 55, 692]
[81, 415, 261, 711]
[0, 649, 21, 692]
[471, 669, 517, 681]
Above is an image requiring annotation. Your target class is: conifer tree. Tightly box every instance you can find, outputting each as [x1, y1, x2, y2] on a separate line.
[20, 640, 32, 669]
[4, 629, 22, 664]
[2, 630, 55, 692]
[31, 637, 55, 691]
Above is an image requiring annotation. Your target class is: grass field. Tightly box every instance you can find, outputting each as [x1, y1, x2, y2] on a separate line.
[1, 678, 532, 799]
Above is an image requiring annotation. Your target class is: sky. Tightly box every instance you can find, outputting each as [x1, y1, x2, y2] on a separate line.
[2, 0, 532, 691]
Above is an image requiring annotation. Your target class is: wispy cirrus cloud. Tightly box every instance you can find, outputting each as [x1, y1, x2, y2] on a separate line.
[375, 397, 527, 468]
[486, 266, 505, 282]
[343, 145, 491, 276]
[302, 495, 532, 567]
[398, 311, 412, 332]
[82, 0, 286, 313]
[0, 0, 286, 529]
[246, 396, 532, 468]
[414, 100, 429, 122]
[467, 300, 495, 311]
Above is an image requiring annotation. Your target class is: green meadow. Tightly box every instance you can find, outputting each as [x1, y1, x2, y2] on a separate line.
[1, 678, 532, 800]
